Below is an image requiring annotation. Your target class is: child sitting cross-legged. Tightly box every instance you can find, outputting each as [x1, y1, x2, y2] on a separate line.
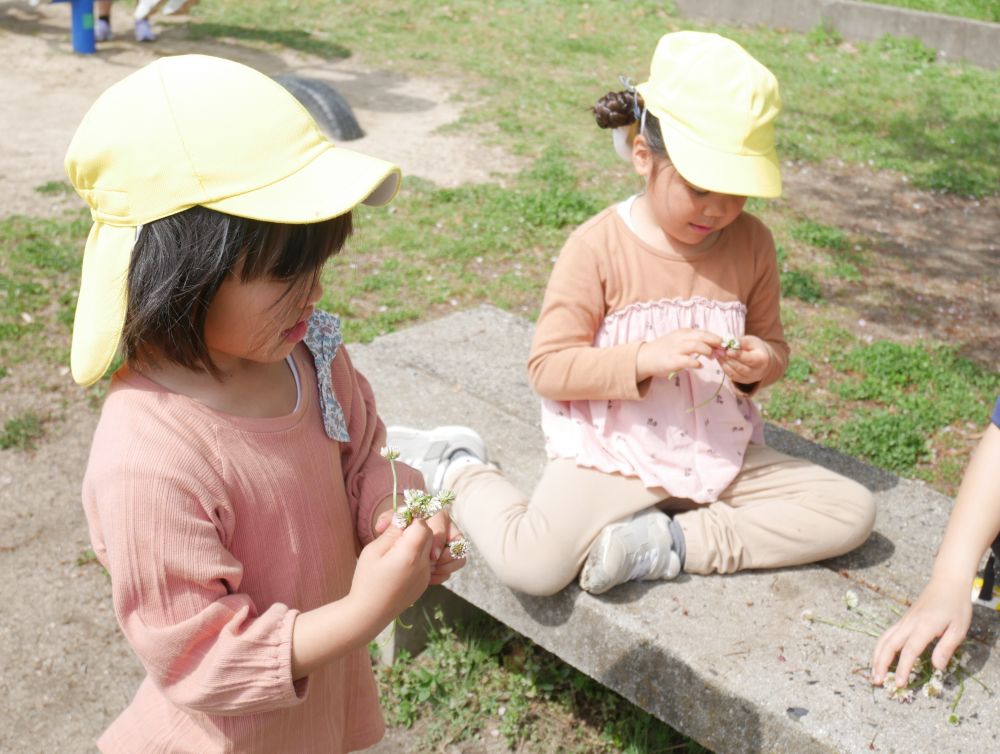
[389, 31, 875, 598]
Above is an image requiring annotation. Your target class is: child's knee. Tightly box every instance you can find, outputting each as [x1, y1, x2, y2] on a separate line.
[840, 478, 876, 549]
[490, 552, 579, 597]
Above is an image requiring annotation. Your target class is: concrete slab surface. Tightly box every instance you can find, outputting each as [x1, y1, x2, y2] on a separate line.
[352, 306, 1000, 754]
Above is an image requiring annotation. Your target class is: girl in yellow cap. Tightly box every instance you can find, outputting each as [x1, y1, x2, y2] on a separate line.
[69, 55, 467, 753]
[390, 31, 875, 597]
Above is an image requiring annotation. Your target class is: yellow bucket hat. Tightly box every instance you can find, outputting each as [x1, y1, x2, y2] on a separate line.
[635, 31, 782, 198]
[65, 54, 401, 387]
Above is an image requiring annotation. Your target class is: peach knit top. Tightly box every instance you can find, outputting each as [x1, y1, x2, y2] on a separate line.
[528, 203, 789, 502]
[81, 334, 421, 753]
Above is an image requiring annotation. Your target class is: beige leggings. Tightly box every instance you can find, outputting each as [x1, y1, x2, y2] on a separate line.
[451, 444, 875, 596]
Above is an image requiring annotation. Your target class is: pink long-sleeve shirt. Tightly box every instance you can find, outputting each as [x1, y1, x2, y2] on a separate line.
[81, 342, 422, 753]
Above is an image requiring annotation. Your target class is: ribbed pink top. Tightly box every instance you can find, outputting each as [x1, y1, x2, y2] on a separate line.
[82, 343, 422, 753]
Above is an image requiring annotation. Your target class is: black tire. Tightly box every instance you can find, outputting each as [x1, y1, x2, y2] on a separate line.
[273, 75, 365, 141]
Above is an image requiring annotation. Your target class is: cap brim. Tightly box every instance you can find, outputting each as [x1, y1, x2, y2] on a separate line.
[71, 222, 134, 386]
[657, 119, 782, 199]
[204, 145, 401, 223]
[70, 145, 401, 386]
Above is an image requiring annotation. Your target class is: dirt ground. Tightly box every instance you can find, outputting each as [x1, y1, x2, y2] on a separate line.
[1, 2, 997, 753]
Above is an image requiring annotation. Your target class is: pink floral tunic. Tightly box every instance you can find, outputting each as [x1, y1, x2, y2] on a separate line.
[541, 297, 765, 503]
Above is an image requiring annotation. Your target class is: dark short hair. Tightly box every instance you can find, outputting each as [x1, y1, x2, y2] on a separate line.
[121, 205, 353, 378]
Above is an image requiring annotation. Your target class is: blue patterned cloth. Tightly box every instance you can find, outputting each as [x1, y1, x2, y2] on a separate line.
[303, 310, 350, 442]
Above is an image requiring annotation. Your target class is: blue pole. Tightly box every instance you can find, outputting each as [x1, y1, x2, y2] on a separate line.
[53, 0, 96, 54]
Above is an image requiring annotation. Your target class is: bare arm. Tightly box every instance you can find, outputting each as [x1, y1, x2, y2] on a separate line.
[871, 422, 1000, 686]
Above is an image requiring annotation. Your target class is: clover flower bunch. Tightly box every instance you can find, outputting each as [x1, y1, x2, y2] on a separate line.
[380, 446, 469, 560]
[801, 589, 989, 724]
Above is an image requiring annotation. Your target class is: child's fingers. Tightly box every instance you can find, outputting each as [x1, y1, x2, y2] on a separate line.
[871, 620, 910, 684]
[373, 510, 394, 536]
[719, 360, 750, 380]
[368, 520, 404, 555]
[426, 512, 452, 562]
[931, 623, 966, 671]
[397, 518, 434, 561]
[870, 638, 897, 684]
[429, 557, 466, 585]
[893, 632, 935, 687]
[694, 330, 723, 348]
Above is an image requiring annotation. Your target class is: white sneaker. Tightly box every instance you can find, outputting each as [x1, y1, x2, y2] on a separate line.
[579, 508, 681, 595]
[386, 425, 487, 494]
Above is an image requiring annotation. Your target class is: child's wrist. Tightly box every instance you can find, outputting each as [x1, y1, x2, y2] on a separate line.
[931, 557, 978, 586]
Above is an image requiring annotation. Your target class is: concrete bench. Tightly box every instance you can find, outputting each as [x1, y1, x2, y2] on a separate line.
[353, 305, 999, 754]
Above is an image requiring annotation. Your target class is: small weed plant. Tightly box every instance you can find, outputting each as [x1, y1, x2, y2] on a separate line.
[375, 607, 708, 753]
[0, 411, 44, 451]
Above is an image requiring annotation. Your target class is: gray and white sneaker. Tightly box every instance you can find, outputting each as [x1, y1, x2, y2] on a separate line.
[386, 425, 487, 494]
[579, 508, 681, 595]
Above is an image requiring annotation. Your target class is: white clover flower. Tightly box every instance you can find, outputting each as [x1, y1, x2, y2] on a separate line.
[448, 538, 469, 559]
[922, 675, 944, 699]
[844, 590, 860, 609]
[395, 489, 444, 527]
[403, 488, 425, 507]
[888, 685, 914, 703]
[957, 650, 970, 669]
[882, 672, 897, 693]
[800, 609, 815, 624]
[380, 446, 400, 461]
[721, 334, 741, 351]
[436, 489, 456, 507]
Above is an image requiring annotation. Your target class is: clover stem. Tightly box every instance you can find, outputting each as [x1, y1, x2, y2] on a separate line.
[389, 457, 399, 513]
[687, 374, 726, 412]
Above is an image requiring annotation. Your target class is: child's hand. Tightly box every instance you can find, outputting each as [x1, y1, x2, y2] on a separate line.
[636, 328, 723, 382]
[374, 508, 467, 585]
[425, 509, 467, 585]
[716, 334, 771, 387]
[352, 517, 433, 631]
[870, 575, 972, 687]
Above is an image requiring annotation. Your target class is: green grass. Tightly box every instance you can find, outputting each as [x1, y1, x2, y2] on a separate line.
[766, 340, 1000, 475]
[188, 1, 1000, 197]
[0, 411, 44, 450]
[791, 220, 850, 252]
[326, 150, 600, 341]
[0, 211, 88, 375]
[34, 180, 76, 196]
[375, 608, 709, 753]
[863, 0, 1000, 23]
